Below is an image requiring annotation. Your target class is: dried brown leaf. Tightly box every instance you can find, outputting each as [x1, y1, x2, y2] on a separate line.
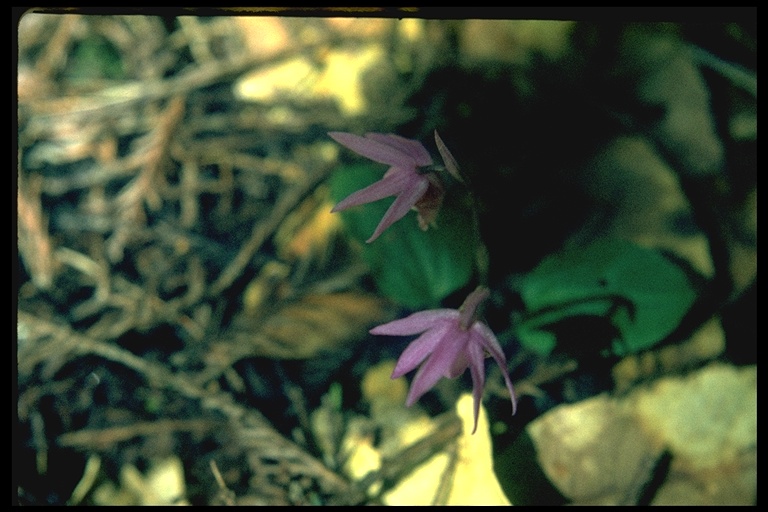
[228, 292, 393, 360]
[529, 363, 757, 505]
[528, 394, 662, 505]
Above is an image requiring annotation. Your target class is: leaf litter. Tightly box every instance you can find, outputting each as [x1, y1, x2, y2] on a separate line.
[16, 13, 755, 505]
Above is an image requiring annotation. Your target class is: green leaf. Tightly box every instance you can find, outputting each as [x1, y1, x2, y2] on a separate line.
[330, 163, 476, 309]
[515, 325, 558, 357]
[516, 238, 698, 356]
[68, 36, 124, 82]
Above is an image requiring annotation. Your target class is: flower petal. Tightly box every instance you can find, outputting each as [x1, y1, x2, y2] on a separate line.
[390, 321, 453, 379]
[370, 309, 458, 336]
[446, 349, 470, 379]
[434, 130, 463, 183]
[331, 166, 413, 212]
[405, 327, 470, 406]
[329, 132, 416, 167]
[466, 335, 487, 434]
[366, 176, 429, 243]
[473, 322, 517, 415]
[365, 133, 432, 167]
[366, 174, 429, 242]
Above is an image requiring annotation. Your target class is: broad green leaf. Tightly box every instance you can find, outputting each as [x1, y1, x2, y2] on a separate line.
[515, 325, 558, 356]
[513, 298, 615, 356]
[330, 164, 476, 309]
[516, 238, 698, 356]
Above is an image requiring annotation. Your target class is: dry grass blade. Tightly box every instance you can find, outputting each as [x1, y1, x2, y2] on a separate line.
[17, 172, 56, 290]
[57, 419, 224, 451]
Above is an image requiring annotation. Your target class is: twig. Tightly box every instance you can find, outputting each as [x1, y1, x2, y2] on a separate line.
[67, 454, 101, 505]
[207, 163, 334, 297]
[114, 96, 186, 214]
[30, 411, 48, 475]
[58, 419, 223, 450]
[432, 442, 459, 505]
[21, 33, 358, 120]
[18, 311, 358, 503]
[17, 172, 56, 290]
[209, 459, 237, 506]
[106, 96, 186, 261]
[32, 15, 80, 79]
[177, 16, 215, 64]
[689, 44, 757, 97]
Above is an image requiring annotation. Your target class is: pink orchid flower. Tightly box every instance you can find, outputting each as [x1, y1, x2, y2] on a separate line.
[370, 286, 517, 434]
[328, 132, 445, 243]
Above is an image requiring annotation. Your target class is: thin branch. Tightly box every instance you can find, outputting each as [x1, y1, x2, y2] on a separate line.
[207, 163, 334, 297]
[57, 419, 223, 450]
[18, 311, 359, 503]
[20, 33, 361, 120]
